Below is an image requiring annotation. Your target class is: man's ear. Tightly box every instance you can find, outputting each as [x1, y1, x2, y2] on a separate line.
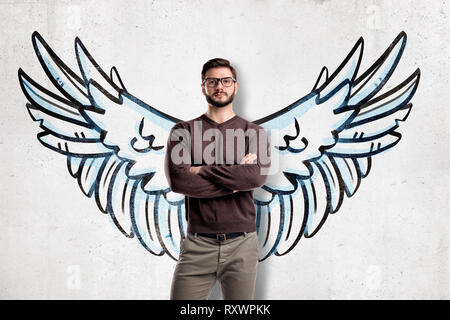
[234, 81, 239, 94]
[201, 84, 206, 96]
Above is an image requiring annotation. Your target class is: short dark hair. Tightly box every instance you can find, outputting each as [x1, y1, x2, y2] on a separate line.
[201, 58, 237, 82]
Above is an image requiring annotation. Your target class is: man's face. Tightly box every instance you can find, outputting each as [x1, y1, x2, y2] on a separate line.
[201, 67, 238, 108]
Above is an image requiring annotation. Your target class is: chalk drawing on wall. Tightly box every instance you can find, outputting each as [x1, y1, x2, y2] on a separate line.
[18, 31, 420, 261]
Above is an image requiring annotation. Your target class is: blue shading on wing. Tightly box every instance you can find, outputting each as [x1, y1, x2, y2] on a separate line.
[252, 31, 420, 261]
[19, 31, 188, 261]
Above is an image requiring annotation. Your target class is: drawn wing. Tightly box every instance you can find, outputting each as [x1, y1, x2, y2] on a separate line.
[19, 31, 188, 260]
[252, 31, 420, 261]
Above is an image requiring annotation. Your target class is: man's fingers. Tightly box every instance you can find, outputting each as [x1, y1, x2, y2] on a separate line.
[241, 153, 257, 164]
[240, 153, 258, 164]
[240, 154, 250, 164]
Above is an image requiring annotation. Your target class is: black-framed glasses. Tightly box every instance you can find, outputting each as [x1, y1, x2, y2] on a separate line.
[202, 77, 236, 88]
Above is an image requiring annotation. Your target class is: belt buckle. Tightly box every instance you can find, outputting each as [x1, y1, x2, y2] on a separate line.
[216, 233, 226, 241]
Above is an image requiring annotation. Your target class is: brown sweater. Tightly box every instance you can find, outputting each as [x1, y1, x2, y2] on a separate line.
[164, 113, 271, 233]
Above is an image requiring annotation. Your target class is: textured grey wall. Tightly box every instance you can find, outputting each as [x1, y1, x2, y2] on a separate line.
[1, 0, 449, 299]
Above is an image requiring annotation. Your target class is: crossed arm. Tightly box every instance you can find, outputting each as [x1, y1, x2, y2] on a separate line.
[189, 152, 258, 193]
[164, 123, 270, 198]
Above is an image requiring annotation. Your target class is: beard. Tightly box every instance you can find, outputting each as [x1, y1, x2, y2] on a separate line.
[205, 91, 235, 108]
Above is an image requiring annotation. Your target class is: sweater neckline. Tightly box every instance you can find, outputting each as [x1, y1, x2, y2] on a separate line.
[200, 113, 239, 127]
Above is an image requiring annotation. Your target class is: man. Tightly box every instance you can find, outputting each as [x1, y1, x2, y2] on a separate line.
[164, 58, 271, 300]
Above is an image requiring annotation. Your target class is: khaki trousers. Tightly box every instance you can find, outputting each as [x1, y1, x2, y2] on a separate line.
[170, 231, 259, 300]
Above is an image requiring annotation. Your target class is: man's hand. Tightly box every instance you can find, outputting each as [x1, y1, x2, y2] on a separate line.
[234, 153, 257, 192]
[189, 166, 201, 175]
[240, 153, 257, 164]
[190, 153, 257, 193]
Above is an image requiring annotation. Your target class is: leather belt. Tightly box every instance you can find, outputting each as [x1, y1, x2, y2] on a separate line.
[197, 232, 245, 241]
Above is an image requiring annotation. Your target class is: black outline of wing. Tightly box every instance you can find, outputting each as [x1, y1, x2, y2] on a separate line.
[19, 31, 187, 261]
[252, 31, 420, 261]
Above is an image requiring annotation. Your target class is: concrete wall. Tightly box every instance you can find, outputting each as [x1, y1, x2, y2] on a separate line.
[1, 0, 449, 299]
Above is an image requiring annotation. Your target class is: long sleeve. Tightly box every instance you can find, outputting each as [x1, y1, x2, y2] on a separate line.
[164, 123, 235, 199]
[198, 126, 271, 191]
